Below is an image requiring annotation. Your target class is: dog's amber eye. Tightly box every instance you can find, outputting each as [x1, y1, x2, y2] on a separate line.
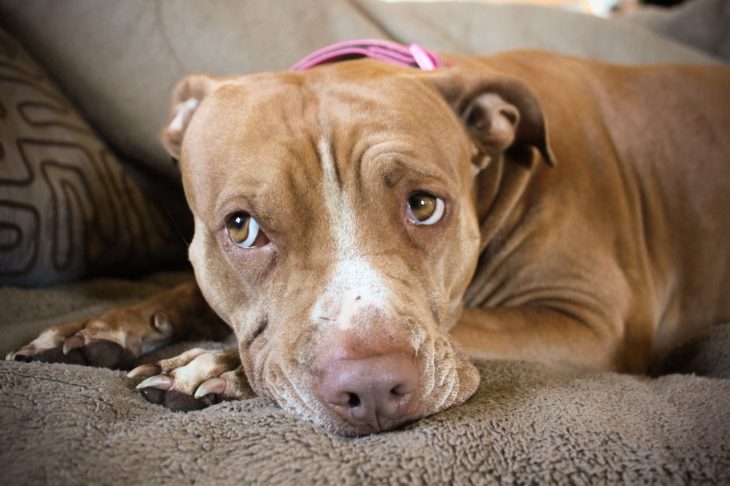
[407, 193, 445, 225]
[225, 212, 269, 248]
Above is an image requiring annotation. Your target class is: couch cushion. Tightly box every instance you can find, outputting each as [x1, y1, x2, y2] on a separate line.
[354, 0, 720, 63]
[0, 0, 716, 183]
[625, 0, 730, 62]
[0, 28, 185, 285]
[0, 0, 385, 182]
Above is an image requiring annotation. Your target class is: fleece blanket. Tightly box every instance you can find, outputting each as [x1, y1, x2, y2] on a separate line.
[0, 273, 729, 483]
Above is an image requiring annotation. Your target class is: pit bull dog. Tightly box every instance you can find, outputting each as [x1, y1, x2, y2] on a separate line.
[7, 43, 730, 436]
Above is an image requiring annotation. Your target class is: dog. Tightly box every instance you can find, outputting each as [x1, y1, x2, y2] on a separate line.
[7, 44, 730, 436]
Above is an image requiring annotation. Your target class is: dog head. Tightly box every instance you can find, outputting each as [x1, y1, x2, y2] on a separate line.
[163, 59, 552, 435]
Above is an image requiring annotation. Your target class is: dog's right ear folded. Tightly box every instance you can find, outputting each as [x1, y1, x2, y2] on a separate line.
[162, 74, 220, 160]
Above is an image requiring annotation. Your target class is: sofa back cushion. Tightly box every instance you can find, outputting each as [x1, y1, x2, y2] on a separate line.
[0, 28, 185, 285]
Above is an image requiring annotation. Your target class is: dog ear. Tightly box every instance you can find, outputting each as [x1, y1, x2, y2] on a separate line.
[162, 74, 220, 159]
[429, 69, 556, 169]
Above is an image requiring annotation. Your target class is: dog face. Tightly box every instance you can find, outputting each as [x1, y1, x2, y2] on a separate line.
[163, 60, 551, 435]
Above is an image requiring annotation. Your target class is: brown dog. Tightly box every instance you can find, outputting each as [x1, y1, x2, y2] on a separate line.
[7, 50, 730, 436]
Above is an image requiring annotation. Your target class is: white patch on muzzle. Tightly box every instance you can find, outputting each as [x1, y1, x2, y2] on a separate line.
[310, 138, 392, 330]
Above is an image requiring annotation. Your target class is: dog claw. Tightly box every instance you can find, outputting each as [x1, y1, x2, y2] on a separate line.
[194, 378, 227, 398]
[6, 349, 30, 362]
[152, 312, 173, 338]
[62, 335, 84, 355]
[132, 349, 244, 410]
[127, 363, 162, 379]
[136, 375, 173, 391]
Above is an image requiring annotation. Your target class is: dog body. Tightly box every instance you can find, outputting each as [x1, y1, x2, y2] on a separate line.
[9, 50, 730, 436]
[449, 52, 730, 371]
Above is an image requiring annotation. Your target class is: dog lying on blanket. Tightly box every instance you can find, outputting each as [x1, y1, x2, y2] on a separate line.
[8, 41, 730, 436]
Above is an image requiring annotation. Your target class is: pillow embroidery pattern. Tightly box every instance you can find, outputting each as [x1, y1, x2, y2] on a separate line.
[0, 29, 184, 285]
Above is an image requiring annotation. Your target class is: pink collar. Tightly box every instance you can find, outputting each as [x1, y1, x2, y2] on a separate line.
[290, 39, 446, 72]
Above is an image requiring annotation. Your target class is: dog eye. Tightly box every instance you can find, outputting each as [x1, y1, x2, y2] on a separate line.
[406, 193, 445, 225]
[225, 212, 269, 248]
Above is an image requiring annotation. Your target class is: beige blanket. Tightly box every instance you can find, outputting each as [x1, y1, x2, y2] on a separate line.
[1, 273, 728, 483]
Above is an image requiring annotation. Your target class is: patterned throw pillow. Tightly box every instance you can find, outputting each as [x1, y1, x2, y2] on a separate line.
[0, 28, 186, 285]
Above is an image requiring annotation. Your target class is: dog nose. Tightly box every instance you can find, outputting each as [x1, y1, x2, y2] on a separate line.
[319, 353, 419, 433]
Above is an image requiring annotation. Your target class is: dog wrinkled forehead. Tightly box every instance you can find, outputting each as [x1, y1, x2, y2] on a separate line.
[166, 53, 556, 195]
[180, 66, 468, 194]
[190, 61, 462, 138]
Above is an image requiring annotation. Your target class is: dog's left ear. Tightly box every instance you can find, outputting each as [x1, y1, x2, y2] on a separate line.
[428, 69, 556, 169]
[162, 74, 220, 160]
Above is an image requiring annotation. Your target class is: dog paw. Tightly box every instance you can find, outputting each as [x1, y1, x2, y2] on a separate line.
[128, 348, 251, 411]
[5, 308, 175, 369]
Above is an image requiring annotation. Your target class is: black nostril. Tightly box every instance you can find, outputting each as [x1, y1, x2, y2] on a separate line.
[346, 393, 361, 408]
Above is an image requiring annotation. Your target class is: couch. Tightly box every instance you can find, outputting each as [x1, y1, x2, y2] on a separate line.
[1, 0, 728, 483]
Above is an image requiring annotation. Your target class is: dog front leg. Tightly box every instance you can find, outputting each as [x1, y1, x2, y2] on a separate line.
[6, 281, 230, 369]
[451, 306, 631, 372]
